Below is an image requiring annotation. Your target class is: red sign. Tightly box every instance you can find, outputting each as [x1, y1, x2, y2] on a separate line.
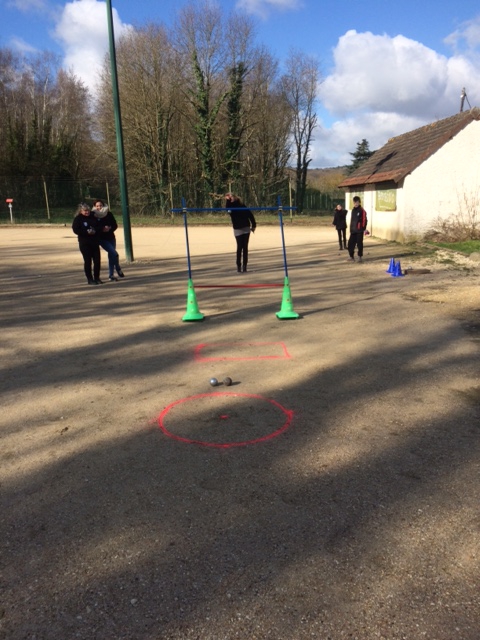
[6, 198, 13, 203]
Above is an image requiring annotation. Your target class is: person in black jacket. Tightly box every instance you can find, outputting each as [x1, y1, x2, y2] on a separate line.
[332, 204, 348, 250]
[93, 200, 125, 281]
[225, 193, 256, 272]
[72, 203, 102, 285]
[347, 196, 368, 262]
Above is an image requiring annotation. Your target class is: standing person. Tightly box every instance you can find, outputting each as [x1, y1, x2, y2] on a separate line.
[225, 193, 256, 273]
[347, 196, 368, 262]
[332, 204, 348, 250]
[72, 203, 102, 285]
[93, 200, 125, 281]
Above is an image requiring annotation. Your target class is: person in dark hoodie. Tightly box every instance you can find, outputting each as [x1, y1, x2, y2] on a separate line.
[93, 200, 125, 281]
[332, 204, 348, 250]
[72, 202, 102, 285]
[225, 193, 256, 273]
[347, 196, 368, 262]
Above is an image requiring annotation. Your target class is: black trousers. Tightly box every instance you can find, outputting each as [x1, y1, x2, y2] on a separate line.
[235, 232, 251, 269]
[347, 232, 364, 258]
[79, 242, 101, 281]
[336, 228, 347, 248]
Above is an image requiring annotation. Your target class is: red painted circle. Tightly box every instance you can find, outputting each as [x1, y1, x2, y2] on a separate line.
[158, 392, 293, 448]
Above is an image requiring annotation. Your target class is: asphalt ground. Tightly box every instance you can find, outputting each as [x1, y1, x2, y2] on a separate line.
[1, 225, 479, 639]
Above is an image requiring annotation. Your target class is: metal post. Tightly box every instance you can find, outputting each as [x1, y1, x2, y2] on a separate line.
[106, 180, 111, 210]
[6, 199, 14, 223]
[289, 177, 293, 222]
[105, 0, 133, 262]
[182, 198, 192, 280]
[42, 177, 50, 221]
[277, 197, 288, 278]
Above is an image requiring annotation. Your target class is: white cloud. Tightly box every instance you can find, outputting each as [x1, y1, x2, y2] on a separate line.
[311, 112, 425, 168]
[311, 29, 480, 167]
[320, 31, 454, 118]
[53, 0, 131, 87]
[444, 16, 480, 52]
[8, 35, 40, 54]
[6, 0, 48, 11]
[236, 0, 303, 19]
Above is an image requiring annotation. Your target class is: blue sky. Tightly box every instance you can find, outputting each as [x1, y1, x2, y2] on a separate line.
[2, 0, 480, 167]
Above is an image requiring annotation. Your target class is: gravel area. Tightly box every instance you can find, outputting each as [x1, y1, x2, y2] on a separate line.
[1, 226, 479, 639]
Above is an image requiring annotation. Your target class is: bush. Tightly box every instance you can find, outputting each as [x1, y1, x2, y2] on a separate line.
[425, 188, 480, 242]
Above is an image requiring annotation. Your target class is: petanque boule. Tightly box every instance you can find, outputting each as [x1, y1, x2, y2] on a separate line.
[209, 377, 219, 387]
[223, 377, 233, 386]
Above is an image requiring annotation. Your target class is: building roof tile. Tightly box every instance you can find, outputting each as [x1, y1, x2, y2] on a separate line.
[339, 107, 480, 188]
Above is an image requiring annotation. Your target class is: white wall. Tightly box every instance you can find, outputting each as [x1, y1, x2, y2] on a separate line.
[402, 121, 480, 240]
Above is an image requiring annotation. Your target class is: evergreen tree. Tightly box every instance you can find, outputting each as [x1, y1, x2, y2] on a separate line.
[347, 139, 373, 174]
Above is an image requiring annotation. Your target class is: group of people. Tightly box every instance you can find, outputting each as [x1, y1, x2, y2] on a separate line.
[73, 193, 255, 284]
[72, 200, 125, 285]
[332, 196, 368, 262]
[226, 193, 368, 270]
[73, 194, 367, 282]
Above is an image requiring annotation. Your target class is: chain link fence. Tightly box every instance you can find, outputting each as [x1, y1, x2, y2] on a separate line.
[0, 176, 117, 223]
[0, 176, 343, 223]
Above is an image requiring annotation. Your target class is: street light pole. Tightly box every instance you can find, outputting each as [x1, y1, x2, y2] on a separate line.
[105, 0, 133, 262]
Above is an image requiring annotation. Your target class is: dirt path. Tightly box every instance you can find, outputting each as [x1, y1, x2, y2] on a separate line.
[1, 225, 479, 639]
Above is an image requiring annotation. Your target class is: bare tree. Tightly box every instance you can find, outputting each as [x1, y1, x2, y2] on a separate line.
[281, 50, 320, 213]
[0, 48, 94, 207]
[92, 4, 316, 211]
[97, 24, 184, 213]
[241, 49, 292, 205]
[175, 1, 230, 204]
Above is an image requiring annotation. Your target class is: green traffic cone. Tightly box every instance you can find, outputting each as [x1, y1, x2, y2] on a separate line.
[182, 279, 204, 322]
[276, 277, 299, 320]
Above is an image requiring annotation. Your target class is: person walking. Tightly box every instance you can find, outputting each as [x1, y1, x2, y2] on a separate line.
[347, 196, 368, 262]
[225, 193, 256, 272]
[72, 203, 102, 285]
[93, 200, 125, 281]
[332, 204, 348, 250]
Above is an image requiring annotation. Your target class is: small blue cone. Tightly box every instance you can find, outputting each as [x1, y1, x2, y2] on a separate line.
[386, 258, 396, 274]
[392, 260, 404, 277]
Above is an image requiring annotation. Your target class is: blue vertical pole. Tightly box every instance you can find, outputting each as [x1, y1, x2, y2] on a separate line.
[181, 198, 204, 321]
[182, 197, 192, 280]
[275, 195, 299, 319]
[277, 196, 289, 278]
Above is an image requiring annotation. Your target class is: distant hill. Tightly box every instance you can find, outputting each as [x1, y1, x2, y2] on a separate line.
[286, 166, 347, 176]
[307, 167, 347, 193]
[284, 166, 348, 211]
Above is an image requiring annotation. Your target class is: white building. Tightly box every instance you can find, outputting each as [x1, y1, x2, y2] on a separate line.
[339, 108, 480, 242]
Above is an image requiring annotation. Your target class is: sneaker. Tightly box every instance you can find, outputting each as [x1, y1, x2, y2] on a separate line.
[109, 276, 118, 282]
[88, 279, 99, 285]
[95, 279, 104, 284]
[117, 269, 125, 278]
[357, 256, 363, 263]
[347, 257, 355, 262]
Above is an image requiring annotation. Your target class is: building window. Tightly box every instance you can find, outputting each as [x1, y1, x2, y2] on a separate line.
[376, 188, 396, 211]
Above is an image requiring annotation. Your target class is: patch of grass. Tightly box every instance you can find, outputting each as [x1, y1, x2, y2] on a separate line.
[430, 240, 480, 255]
[0, 210, 334, 227]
